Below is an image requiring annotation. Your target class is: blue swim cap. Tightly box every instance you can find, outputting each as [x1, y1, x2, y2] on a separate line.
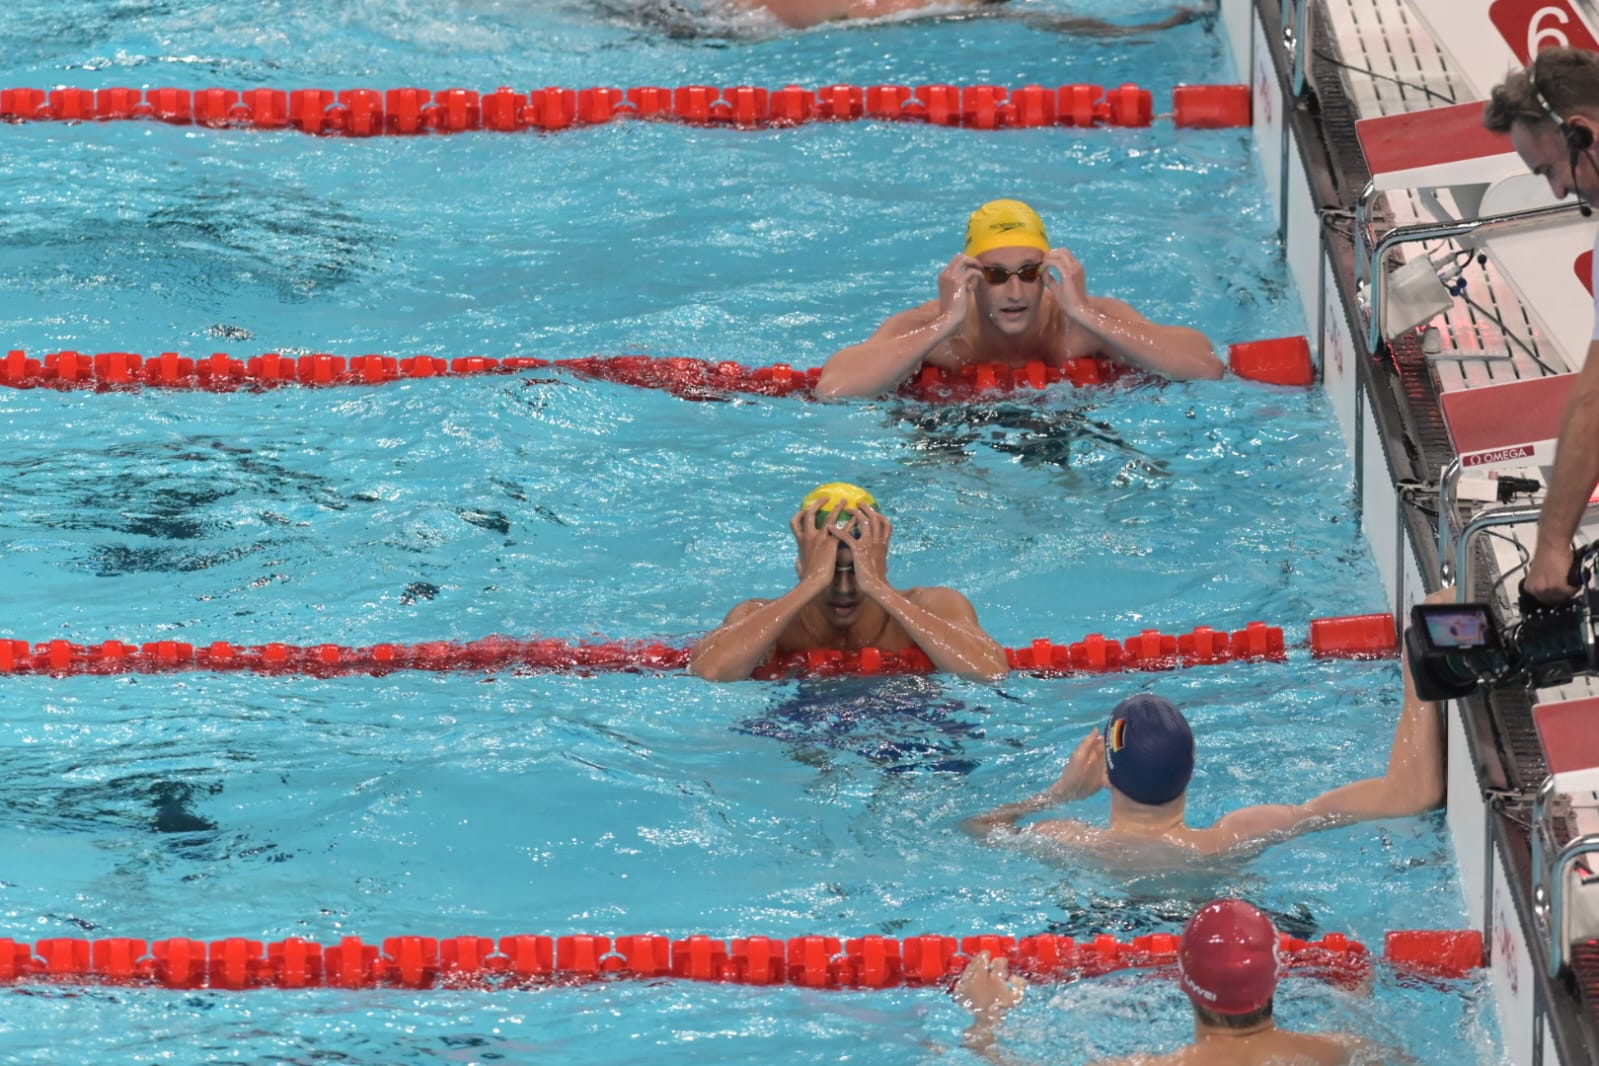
[1103, 694, 1194, 806]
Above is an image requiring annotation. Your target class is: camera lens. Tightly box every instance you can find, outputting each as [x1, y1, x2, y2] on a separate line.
[1404, 624, 1482, 701]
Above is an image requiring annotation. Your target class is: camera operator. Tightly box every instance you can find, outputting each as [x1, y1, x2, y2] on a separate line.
[1483, 49, 1599, 604]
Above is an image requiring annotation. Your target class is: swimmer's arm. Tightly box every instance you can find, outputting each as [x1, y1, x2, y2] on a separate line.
[880, 586, 1010, 680]
[816, 304, 957, 399]
[1069, 295, 1224, 381]
[688, 588, 823, 682]
[1212, 652, 1446, 845]
[1016, 6, 1208, 37]
[953, 952, 1031, 1066]
[962, 730, 1105, 838]
[734, 0, 848, 28]
[1294, 650, 1445, 822]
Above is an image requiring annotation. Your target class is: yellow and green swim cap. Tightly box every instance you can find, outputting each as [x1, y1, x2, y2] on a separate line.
[963, 199, 1051, 258]
[803, 482, 878, 528]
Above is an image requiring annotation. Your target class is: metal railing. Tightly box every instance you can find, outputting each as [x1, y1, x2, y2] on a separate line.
[1532, 775, 1599, 978]
[1281, 0, 1312, 98]
[1355, 191, 1587, 358]
[1446, 501, 1545, 601]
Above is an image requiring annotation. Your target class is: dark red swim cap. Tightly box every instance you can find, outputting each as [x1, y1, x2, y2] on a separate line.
[1178, 899, 1281, 1015]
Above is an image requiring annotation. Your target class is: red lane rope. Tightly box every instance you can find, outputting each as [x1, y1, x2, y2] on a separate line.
[0, 615, 1398, 678]
[0, 83, 1251, 134]
[0, 337, 1312, 395]
[0, 928, 1480, 990]
[0, 348, 1119, 398]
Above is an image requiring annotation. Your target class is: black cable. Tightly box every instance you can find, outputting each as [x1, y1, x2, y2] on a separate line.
[1430, 249, 1564, 377]
[1311, 49, 1456, 106]
[1454, 291, 1563, 377]
[1485, 529, 1531, 598]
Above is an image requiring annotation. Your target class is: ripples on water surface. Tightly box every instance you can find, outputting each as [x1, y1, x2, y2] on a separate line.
[0, 1, 1504, 1062]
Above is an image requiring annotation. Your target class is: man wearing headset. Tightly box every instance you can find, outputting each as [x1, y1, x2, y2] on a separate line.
[1484, 48, 1599, 603]
[815, 199, 1224, 398]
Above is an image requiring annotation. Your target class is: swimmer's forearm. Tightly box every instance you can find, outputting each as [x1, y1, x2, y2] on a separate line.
[1297, 657, 1446, 823]
[689, 581, 826, 681]
[815, 315, 959, 399]
[866, 586, 1009, 680]
[1068, 307, 1223, 380]
[961, 790, 1057, 836]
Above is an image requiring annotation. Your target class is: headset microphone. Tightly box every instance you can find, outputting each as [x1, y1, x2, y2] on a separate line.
[1575, 143, 1594, 217]
[1531, 57, 1597, 216]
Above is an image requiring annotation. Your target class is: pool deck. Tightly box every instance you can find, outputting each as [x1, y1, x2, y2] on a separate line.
[1230, 0, 1599, 1061]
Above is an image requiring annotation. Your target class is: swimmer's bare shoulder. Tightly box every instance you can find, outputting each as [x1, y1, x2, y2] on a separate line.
[1039, 807, 1316, 859]
[717, 597, 774, 625]
[869, 299, 943, 338]
[1017, 820, 1274, 870]
[1089, 1030, 1372, 1065]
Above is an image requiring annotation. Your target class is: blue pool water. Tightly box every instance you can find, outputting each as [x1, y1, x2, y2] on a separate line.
[0, 1, 1505, 1063]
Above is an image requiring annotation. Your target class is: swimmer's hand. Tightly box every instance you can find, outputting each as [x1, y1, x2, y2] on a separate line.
[826, 504, 892, 594]
[961, 730, 1105, 839]
[1043, 247, 1090, 319]
[954, 952, 1025, 1058]
[791, 499, 846, 589]
[937, 253, 981, 328]
[1047, 729, 1107, 803]
[954, 951, 1025, 1014]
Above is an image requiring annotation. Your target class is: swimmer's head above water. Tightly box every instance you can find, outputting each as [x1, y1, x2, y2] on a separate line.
[963, 198, 1050, 258]
[1178, 899, 1281, 1018]
[1102, 693, 1196, 806]
[802, 481, 878, 531]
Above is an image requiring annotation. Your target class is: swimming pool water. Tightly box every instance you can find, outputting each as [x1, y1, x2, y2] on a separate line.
[0, 1, 1504, 1063]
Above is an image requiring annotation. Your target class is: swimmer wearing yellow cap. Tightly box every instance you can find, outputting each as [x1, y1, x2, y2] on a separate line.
[688, 482, 1009, 681]
[816, 198, 1223, 398]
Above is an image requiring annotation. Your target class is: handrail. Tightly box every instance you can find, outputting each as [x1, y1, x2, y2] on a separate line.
[1438, 457, 1463, 584]
[1357, 199, 1587, 357]
[1282, 0, 1312, 98]
[1451, 502, 1544, 599]
[1532, 775, 1599, 978]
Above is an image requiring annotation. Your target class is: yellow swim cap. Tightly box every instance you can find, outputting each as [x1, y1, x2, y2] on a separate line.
[802, 482, 878, 528]
[963, 199, 1051, 258]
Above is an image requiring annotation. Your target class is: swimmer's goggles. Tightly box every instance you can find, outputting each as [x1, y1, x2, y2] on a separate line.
[976, 262, 1046, 285]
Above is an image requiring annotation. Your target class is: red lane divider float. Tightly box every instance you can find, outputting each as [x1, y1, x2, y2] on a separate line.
[0, 614, 1397, 678]
[0, 337, 1313, 396]
[0, 928, 1479, 990]
[0, 83, 1251, 134]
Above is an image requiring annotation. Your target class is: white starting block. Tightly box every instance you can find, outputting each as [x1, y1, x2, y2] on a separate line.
[1434, 373, 1599, 594]
[1398, 0, 1599, 102]
[1352, 97, 1595, 377]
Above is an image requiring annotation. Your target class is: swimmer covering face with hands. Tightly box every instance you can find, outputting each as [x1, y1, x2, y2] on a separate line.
[688, 483, 1009, 681]
[815, 199, 1223, 399]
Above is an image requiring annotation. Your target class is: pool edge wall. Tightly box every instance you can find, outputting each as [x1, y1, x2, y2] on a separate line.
[1222, 0, 1592, 1062]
